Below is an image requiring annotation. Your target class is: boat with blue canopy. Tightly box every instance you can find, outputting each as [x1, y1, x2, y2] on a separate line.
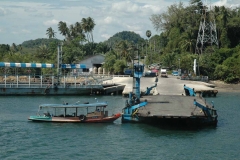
[28, 100, 121, 123]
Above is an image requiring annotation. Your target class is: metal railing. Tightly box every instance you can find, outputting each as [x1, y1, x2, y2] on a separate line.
[0, 74, 112, 88]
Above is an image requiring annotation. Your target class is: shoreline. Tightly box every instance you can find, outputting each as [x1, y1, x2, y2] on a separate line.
[209, 80, 240, 92]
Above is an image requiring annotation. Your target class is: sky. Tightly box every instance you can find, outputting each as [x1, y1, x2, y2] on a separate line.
[0, 0, 239, 45]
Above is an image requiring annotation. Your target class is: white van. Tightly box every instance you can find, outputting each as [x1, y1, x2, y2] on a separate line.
[160, 69, 168, 77]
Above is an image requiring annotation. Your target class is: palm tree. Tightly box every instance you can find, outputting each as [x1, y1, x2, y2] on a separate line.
[81, 17, 95, 43]
[46, 27, 56, 39]
[58, 21, 69, 37]
[179, 30, 196, 53]
[86, 17, 95, 43]
[69, 24, 76, 39]
[37, 44, 49, 59]
[74, 22, 85, 38]
[81, 18, 89, 41]
[116, 41, 131, 61]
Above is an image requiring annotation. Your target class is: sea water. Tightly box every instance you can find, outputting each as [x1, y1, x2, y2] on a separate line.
[0, 92, 240, 160]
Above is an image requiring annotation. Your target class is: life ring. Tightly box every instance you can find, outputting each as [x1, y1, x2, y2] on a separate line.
[45, 88, 50, 94]
[79, 115, 86, 121]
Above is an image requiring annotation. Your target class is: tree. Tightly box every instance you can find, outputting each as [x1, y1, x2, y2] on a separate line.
[162, 52, 176, 67]
[179, 30, 196, 53]
[58, 21, 69, 37]
[81, 17, 95, 43]
[103, 51, 117, 74]
[115, 40, 130, 60]
[37, 44, 50, 59]
[46, 27, 56, 39]
[86, 17, 96, 44]
[11, 43, 18, 52]
[74, 22, 85, 39]
[113, 60, 127, 74]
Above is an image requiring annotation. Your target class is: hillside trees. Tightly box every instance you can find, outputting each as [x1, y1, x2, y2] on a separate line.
[149, 1, 240, 82]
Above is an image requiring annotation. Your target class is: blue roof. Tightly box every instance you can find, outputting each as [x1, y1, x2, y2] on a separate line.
[0, 62, 54, 68]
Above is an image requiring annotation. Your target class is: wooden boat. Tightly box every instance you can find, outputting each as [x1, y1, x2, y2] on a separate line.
[28, 101, 121, 123]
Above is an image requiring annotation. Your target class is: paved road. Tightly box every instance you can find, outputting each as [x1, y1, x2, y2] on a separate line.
[105, 75, 214, 96]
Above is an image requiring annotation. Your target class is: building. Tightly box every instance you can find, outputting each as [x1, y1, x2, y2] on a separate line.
[76, 54, 105, 74]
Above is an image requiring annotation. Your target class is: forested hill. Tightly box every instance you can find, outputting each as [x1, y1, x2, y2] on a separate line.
[21, 38, 61, 48]
[106, 31, 145, 44]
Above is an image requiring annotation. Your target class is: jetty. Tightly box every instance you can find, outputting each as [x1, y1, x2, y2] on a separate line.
[136, 95, 217, 126]
[106, 75, 218, 97]
[121, 63, 218, 127]
[0, 74, 124, 96]
[0, 62, 125, 96]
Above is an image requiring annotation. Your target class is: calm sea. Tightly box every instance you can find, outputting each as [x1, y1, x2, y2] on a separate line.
[0, 92, 240, 160]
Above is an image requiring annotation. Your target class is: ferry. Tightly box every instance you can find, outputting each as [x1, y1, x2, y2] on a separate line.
[28, 100, 121, 123]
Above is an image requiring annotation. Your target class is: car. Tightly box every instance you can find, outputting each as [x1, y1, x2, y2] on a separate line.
[172, 71, 179, 76]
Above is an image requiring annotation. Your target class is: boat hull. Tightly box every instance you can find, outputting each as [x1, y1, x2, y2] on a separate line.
[28, 113, 121, 123]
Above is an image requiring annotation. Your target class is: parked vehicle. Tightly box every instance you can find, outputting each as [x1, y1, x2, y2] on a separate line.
[172, 71, 179, 76]
[160, 69, 168, 77]
[124, 68, 132, 75]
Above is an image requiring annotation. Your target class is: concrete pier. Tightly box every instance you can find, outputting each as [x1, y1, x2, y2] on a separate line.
[104, 75, 217, 96]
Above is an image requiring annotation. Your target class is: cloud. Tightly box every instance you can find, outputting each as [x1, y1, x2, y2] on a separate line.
[212, 0, 240, 8]
[22, 29, 31, 33]
[11, 31, 18, 35]
[111, 1, 140, 13]
[126, 24, 142, 31]
[43, 19, 59, 26]
[143, 4, 162, 14]
[0, 7, 7, 16]
[103, 16, 114, 24]
[110, 1, 163, 15]
[33, 11, 53, 17]
[101, 34, 111, 40]
[213, 0, 228, 6]
[24, 8, 37, 12]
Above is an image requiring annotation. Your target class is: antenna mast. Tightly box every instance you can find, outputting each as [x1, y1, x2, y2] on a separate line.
[195, 0, 218, 54]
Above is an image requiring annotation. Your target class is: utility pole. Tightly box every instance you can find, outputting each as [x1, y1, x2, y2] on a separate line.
[146, 30, 151, 65]
[57, 42, 63, 84]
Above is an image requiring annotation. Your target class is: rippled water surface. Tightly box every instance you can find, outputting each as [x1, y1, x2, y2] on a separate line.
[0, 93, 240, 160]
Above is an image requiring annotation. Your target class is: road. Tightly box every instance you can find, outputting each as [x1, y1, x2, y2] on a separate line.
[105, 75, 215, 96]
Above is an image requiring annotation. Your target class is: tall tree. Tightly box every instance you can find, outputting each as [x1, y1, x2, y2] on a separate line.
[46, 27, 56, 39]
[58, 21, 69, 37]
[81, 17, 95, 43]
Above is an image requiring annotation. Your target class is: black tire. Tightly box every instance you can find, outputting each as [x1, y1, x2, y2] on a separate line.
[79, 115, 86, 121]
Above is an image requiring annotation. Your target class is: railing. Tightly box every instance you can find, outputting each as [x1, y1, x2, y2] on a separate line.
[0, 74, 111, 88]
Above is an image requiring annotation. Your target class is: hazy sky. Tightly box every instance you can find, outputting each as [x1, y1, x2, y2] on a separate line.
[0, 0, 238, 45]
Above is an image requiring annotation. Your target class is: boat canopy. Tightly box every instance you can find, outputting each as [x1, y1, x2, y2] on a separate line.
[61, 64, 86, 69]
[0, 62, 54, 68]
[39, 102, 108, 109]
